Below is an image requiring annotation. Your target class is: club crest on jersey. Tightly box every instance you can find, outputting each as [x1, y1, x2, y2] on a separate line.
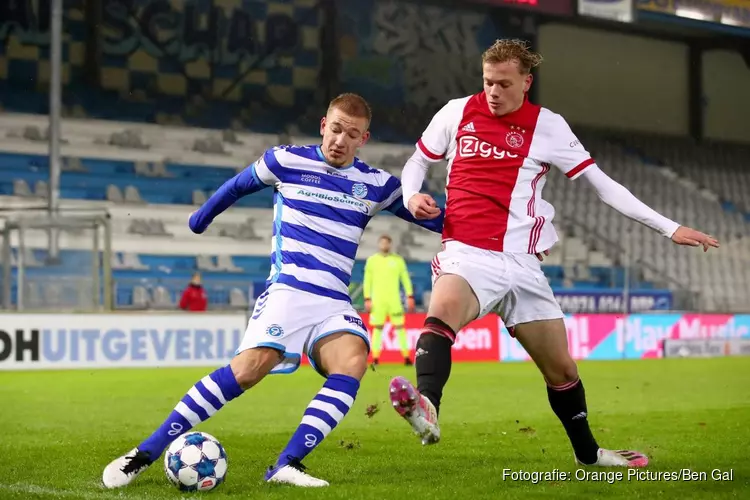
[266, 324, 284, 337]
[352, 183, 368, 199]
[506, 125, 525, 149]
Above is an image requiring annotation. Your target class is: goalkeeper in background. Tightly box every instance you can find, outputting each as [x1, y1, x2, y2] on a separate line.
[364, 234, 416, 368]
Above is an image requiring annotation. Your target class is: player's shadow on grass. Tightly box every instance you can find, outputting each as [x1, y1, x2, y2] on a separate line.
[103, 474, 166, 490]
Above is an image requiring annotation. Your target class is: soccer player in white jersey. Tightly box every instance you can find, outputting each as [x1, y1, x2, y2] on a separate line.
[101, 93, 443, 489]
[389, 40, 719, 467]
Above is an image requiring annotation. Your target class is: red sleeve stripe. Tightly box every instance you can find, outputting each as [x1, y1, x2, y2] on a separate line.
[417, 139, 444, 160]
[566, 158, 596, 178]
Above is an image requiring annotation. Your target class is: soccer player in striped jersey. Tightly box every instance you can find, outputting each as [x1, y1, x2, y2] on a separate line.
[102, 93, 443, 489]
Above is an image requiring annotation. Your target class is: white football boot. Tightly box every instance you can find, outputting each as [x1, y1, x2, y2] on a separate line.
[577, 448, 649, 468]
[389, 376, 441, 445]
[102, 448, 153, 488]
[265, 458, 329, 487]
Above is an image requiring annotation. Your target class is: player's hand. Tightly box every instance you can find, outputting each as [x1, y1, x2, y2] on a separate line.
[188, 211, 203, 234]
[364, 299, 372, 313]
[671, 226, 720, 252]
[408, 193, 441, 220]
[536, 250, 550, 262]
[406, 296, 416, 313]
[189, 211, 213, 234]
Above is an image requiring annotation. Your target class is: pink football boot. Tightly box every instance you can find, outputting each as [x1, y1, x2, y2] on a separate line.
[578, 449, 649, 468]
[389, 376, 440, 445]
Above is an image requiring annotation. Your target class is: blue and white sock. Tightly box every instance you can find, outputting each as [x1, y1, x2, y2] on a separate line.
[276, 374, 359, 466]
[138, 365, 243, 460]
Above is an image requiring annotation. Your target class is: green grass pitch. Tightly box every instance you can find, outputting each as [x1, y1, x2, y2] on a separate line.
[1, 358, 749, 499]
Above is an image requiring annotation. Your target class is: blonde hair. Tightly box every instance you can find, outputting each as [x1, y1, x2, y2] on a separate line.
[327, 93, 372, 125]
[482, 39, 543, 74]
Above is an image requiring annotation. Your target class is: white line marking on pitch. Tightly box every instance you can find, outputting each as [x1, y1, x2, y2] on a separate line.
[0, 483, 153, 500]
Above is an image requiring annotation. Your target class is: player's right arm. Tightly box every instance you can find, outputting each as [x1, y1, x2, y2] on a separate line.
[401, 99, 462, 220]
[363, 256, 374, 312]
[189, 149, 281, 234]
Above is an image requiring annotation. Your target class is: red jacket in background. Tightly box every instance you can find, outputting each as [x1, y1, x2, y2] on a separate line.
[180, 284, 207, 311]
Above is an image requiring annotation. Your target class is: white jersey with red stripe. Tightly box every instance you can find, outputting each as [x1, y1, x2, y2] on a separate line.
[417, 92, 594, 254]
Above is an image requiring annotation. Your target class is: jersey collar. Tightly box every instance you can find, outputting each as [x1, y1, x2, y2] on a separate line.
[316, 145, 355, 170]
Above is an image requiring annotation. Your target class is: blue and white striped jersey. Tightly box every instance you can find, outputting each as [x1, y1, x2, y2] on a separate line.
[189, 144, 444, 303]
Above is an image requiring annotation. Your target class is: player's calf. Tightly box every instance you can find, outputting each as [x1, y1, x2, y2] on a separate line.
[413, 274, 478, 415]
[513, 319, 611, 466]
[265, 332, 366, 486]
[547, 378, 600, 465]
[415, 322, 455, 414]
[102, 348, 280, 489]
[543, 358, 648, 468]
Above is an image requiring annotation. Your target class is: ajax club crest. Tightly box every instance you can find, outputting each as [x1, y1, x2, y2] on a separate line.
[506, 125, 525, 149]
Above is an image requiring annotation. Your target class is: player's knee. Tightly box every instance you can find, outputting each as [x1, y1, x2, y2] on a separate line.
[427, 296, 465, 330]
[429, 282, 477, 328]
[315, 333, 369, 380]
[230, 348, 280, 390]
[544, 358, 579, 387]
[329, 350, 368, 380]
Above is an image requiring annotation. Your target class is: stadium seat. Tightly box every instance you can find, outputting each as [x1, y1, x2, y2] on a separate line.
[34, 180, 49, 198]
[132, 286, 150, 308]
[229, 287, 248, 308]
[152, 286, 173, 309]
[62, 157, 86, 172]
[192, 190, 207, 205]
[106, 184, 124, 203]
[110, 252, 125, 270]
[122, 252, 149, 270]
[197, 255, 218, 271]
[216, 255, 242, 273]
[13, 179, 33, 197]
[124, 186, 145, 204]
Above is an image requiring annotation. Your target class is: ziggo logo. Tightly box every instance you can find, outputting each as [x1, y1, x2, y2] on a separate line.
[459, 136, 519, 160]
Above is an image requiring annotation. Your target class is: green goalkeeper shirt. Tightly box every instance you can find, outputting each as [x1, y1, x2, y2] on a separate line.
[363, 252, 413, 304]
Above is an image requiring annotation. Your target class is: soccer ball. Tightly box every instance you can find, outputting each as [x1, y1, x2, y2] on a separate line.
[164, 432, 228, 491]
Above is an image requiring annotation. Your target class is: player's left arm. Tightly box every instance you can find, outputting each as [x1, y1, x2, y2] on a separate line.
[189, 151, 278, 234]
[544, 113, 719, 251]
[581, 167, 718, 250]
[381, 176, 445, 233]
[398, 256, 416, 312]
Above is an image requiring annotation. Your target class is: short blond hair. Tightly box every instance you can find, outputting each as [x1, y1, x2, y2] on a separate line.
[327, 93, 372, 125]
[482, 39, 543, 74]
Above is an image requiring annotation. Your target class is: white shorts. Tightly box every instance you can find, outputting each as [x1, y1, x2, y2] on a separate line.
[236, 286, 369, 375]
[432, 240, 563, 329]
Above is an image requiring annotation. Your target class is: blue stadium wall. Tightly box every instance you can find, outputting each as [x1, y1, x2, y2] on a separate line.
[0, 0, 533, 140]
[0, 0, 322, 130]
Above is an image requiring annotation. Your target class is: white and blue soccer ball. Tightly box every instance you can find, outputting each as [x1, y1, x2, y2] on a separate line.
[164, 432, 228, 492]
